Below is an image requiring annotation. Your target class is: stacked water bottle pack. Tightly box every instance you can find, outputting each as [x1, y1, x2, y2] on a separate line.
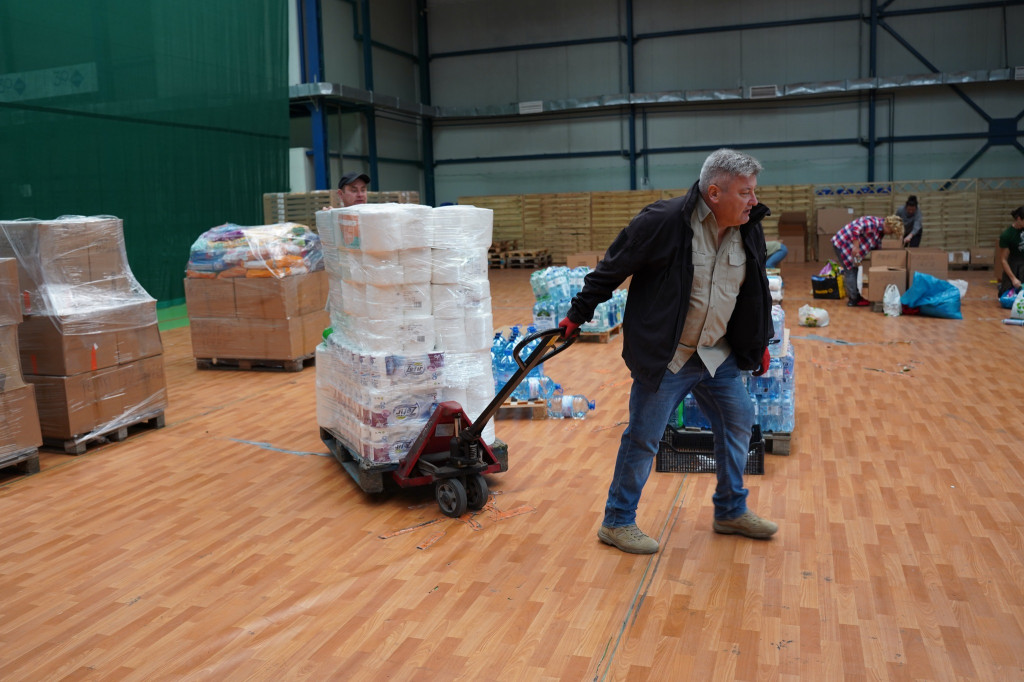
[676, 303, 795, 434]
[314, 203, 499, 463]
[530, 266, 626, 333]
[490, 324, 595, 419]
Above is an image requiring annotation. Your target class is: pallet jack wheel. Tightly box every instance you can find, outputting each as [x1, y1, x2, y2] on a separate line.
[465, 474, 489, 511]
[435, 478, 468, 518]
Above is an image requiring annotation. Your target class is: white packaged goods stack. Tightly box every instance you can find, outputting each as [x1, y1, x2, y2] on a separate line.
[0, 216, 167, 444]
[315, 204, 496, 464]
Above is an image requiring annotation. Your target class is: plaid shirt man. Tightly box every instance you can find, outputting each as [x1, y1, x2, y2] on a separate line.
[831, 216, 888, 270]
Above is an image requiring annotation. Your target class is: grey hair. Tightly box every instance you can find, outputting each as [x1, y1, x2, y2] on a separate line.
[698, 148, 763, 194]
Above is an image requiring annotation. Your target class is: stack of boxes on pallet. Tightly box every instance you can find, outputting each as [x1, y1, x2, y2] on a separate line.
[863, 246, 949, 302]
[0, 257, 42, 471]
[315, 204, 497, 463]
[0, 217, 167, 449]
[184, 223, 329, 367]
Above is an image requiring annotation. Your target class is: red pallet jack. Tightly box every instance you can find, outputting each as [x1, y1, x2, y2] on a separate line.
[320, 327, 578, 517]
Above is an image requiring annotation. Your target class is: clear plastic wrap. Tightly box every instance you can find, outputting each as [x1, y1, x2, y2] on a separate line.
[185, 222, 323, 279]
[0, 216, 157, 334]
[315, 203, 497, 461]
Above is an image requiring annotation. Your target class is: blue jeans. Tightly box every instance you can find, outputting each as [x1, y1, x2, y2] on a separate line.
[603, 353, 754, 527]
[765, 244, 788, 268]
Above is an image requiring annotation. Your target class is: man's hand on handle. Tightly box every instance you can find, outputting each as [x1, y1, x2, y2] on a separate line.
[751, 347, 771, 377]
[558, 317, 580, 340]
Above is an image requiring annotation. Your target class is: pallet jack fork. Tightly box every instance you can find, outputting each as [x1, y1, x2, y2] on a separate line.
[323, 327, 577, 518]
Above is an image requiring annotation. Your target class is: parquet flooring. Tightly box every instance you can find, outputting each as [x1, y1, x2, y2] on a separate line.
[1, 261, 1022, 681]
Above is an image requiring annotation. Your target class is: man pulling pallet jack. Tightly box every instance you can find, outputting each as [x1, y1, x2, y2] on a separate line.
[557, 148, 779, 554]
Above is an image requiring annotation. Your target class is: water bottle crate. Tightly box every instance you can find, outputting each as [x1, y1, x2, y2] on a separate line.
[496, 398, 548, 420]
[655, 425, 765, 475]
[578, 323, 622, 344]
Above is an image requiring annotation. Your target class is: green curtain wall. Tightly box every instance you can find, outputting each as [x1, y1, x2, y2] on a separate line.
[0, 1, 289, 303]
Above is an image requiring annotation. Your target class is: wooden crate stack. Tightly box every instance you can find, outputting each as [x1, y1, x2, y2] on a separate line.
[263, 190, 421, 232]
[590, 190, 660, 255]
[521, 192, 591, 265]
[459, 194, 525, 247]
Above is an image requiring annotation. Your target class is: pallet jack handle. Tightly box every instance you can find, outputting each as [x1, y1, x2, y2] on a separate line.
[460, 327, 577, 443]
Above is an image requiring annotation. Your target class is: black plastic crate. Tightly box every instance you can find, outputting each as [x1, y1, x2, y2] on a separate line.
[655, 424, 765, 475]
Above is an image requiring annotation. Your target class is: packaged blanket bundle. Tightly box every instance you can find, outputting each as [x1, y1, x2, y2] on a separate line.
[315, 203, 498, 463]
[185, 223, 323, 279]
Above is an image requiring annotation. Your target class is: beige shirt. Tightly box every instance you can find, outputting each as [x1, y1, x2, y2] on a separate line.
[667, 196, 748, 377]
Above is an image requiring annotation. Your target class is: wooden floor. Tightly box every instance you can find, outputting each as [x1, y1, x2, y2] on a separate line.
[2, 260, 1023, 681]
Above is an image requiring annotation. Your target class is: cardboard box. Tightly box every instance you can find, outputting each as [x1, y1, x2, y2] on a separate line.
[184, 278, 237, 318]
[869, 249, 907, 269]
[0, 325, 26, 392]
[816, 207, 857, 236]
[866, 266, 907, 301]
[565, 251, 604, 269]
[0, 384, 42, 456]
[234, 271, 328, 319]
[189, 309, 330, 360]
[18, 315, 120, 376]
[783, 241, 806, 265]
[948, 250, 971, 266]
[26, 371, 98, 439]
[25, 355, 167, 440]
[907, 248, 948, 282]
[0, 258, 20, 326]
[970, 247, 995, 268]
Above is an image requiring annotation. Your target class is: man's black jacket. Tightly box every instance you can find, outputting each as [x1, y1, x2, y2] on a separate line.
[567, 180, 773, 392]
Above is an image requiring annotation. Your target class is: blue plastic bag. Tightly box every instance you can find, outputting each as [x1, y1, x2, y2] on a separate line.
[999, 287, 1019, 309]
[900, 272, 962, 320]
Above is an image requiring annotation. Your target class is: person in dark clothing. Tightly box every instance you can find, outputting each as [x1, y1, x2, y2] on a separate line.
[558, 148, 777, 555]
[898, 195, 923, 247]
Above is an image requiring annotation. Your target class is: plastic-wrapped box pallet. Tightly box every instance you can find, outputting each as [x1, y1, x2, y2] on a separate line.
[0, 257, 43, 465]
[315, 203, 497, 464]
[0, 216, 166, 446]
[183, 222, 328, 364]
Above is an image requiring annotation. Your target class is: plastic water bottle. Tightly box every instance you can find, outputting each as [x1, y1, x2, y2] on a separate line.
[545, 384, 565, 418]
[559, 394, 595, 419]
[532, 297, 556, 330]
[530, 269, 549, 299]
[524, 375, 560, 401]
[520, 325, 545, 379]
[769, 305, 785, 357]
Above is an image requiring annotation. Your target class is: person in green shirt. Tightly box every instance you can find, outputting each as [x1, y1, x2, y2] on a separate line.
[998, 206, 1024, 296]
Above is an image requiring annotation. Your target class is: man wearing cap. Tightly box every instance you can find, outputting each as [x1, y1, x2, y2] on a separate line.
[897, 195, 923, 247]
[337, 171, 370, 207]
[998, 206, 1024, 295]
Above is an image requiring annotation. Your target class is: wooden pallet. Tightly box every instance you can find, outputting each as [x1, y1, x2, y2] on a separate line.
[196, 353, 315, 373]
[44, 411, 166, 455]
[578, 323, 622, 343]
[488, 250, 508, 269]
[496, 398, 548, 420]
[0, 447, 40, 475]
[763, 431, 792, 455]
[507, 250, 552, 269]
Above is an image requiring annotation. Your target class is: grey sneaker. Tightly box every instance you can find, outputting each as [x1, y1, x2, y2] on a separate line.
[713, 511, 778, 539]
[597, 524, 659, 554]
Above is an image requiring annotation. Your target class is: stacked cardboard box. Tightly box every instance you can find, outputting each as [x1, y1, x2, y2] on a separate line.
[184, 223, 329, 362]
[0, 257, 43, 466]
[776, 212, 807, 264]
[0, 217, 167, 443]
[186, 272, 329, 361]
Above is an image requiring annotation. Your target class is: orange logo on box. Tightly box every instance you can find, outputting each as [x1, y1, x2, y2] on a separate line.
[339, 215, 361, 249]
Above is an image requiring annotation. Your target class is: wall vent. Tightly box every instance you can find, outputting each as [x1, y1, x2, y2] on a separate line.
[518, 100, 544, 115]
[748, 85, 779, 99]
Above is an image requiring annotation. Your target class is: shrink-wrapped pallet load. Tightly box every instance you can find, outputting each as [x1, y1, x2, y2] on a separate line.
[0, 256, 43, 471]
[0, 217, 166, 450]
[184, 222, 328, 367]
[315, 203, 497, 464]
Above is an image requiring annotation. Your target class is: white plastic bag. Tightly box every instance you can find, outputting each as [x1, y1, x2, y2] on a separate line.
[798, 304, 830, 327]
[1012, 288, 1024, 320]
[883, 284, 902, 317]
[948, 279, 968, 299]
